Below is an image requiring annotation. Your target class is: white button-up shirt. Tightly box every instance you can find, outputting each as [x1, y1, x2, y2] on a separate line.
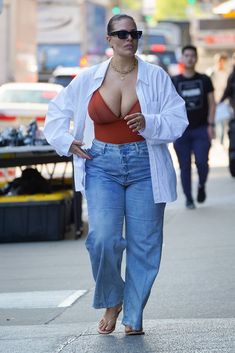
[44, 56, 188, 203]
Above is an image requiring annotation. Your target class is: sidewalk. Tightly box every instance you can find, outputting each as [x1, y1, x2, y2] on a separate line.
[1, 319, 234, 353]
[0, 140, 235, 353]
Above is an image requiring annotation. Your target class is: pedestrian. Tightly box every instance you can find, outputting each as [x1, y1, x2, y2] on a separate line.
[207, 52, 228, 104]
[220, 52, 235, 176]
[44, 14, 188, 335]
[220, 52, 235, 117]
[207, 52, 229, 144]
[172, 45, 216, 209]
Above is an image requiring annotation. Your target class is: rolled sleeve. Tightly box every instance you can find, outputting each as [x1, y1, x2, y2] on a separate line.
[140, 72, 188, 144]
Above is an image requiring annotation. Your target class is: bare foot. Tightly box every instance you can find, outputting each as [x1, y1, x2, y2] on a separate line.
[98, 305, 122, 334]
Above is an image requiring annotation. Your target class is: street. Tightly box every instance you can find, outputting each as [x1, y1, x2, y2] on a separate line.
[0, 140, 235, 353]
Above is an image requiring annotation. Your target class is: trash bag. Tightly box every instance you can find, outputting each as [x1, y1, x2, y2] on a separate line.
[215, 102, 233, 123]
[0, 121, 48, 147]
[0, 127, 25, 147]
[0, 168, 51, 195]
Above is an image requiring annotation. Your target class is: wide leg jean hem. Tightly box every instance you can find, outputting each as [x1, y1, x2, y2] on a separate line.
[92, 299, 123, 310]
[121, 319, 142, 331]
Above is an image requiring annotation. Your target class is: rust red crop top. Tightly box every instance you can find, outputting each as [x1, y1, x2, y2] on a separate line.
[88, 90, 145, 144]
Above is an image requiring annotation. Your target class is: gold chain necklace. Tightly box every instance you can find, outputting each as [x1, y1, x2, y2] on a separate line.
[110, 59, 137, 80]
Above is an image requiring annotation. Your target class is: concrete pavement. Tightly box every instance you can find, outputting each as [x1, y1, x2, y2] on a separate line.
[0, 140, 235, 353]
[1, 319, 235, 353]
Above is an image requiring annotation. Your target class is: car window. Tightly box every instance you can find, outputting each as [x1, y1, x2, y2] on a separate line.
[147, 34, 167, 45]
[157, 52, 177, 65]
[0, 89, 58, 104]
[50, 75, 74, 87]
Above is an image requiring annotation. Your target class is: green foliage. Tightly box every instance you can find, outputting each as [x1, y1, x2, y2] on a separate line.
[122, 0, 142, 11]
[155, 0, 190, 20]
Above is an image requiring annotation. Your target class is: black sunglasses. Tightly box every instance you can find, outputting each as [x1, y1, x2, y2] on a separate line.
[109, 30, 142, 40]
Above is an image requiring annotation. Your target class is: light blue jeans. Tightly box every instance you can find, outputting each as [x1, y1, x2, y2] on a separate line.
[85, 139, 165, 330]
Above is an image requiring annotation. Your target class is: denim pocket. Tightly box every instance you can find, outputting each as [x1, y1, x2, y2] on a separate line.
[87, 145, 104, 158]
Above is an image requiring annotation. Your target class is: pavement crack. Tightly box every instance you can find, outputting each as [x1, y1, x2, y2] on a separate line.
[54, 328, 90, 353]
[54, 335, 82, 353]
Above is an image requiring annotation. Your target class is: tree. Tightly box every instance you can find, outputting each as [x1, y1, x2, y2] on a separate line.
[155, 0, 190, 20]
[121, 0, 142, 11]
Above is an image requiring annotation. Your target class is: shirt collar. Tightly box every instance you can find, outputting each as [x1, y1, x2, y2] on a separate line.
[136, 55, 149, 85]
[94, 58, 111, 80]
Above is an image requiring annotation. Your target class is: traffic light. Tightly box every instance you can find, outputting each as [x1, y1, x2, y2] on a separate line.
[144, 15, 153, 23]
[112, 6, 121, 15]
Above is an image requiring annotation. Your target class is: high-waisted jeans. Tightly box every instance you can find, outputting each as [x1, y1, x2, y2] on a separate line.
[85, 139, 166, 330]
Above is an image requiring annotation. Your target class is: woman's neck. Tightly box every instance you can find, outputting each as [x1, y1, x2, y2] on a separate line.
[111, 55, 136, 70]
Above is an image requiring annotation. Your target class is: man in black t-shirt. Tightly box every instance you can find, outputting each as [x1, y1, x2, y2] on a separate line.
[172, 45, 216, 209]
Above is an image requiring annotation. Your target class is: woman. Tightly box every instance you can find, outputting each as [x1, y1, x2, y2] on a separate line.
[44, 14, 188, 335]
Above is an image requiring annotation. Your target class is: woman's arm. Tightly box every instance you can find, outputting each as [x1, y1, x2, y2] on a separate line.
[207, 91, 216, 140]
[44, 84, 76, 156]
[139, 70, 188, 144]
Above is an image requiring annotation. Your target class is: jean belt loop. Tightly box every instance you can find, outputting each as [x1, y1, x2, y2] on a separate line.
[135, 142, 139, 154]
[102, 143, 106, 154]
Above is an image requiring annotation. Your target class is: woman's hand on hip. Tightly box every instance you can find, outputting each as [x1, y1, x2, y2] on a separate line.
[69, 140, 92, 159]
[124, 113, 145, 132]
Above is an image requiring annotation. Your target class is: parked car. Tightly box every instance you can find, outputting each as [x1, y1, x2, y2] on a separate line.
[49, 66, 85, 87]
[143, 47, 183, 76]
[0, 82, 62, 128]
[153, 49, 183, 76]
[138, 54, 168, 72]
